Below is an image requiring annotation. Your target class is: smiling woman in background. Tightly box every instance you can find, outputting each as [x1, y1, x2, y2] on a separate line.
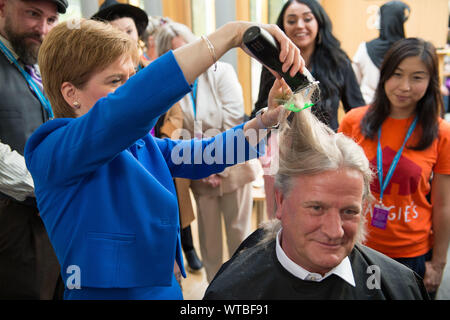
[252, 0, 365, 220]
[339, 38, 450, 298]
[253, 0, 365, 130]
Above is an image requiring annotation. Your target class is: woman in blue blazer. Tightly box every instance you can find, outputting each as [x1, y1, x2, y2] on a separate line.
[24, 19, 303, 299]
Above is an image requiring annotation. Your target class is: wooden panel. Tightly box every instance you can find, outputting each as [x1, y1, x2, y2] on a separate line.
[321, 0, 449, 59]
[236, 0, 252, 116]
[437, 48, 450, 85]
[261, 0, 269, 24]
[162, 0, 192, 30]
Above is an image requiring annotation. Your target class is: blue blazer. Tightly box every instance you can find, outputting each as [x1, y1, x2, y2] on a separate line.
[24, 52, 264, 298]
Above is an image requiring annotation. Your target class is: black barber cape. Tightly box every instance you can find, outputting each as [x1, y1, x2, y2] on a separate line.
[203, 228, 428, 300]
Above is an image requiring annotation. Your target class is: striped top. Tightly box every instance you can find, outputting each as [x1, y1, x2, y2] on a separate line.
[0, 34, 35, 201]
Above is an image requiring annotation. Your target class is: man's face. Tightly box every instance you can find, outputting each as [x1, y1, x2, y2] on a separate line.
[0, 0, 58, 64]
[275, 168, 364, 275]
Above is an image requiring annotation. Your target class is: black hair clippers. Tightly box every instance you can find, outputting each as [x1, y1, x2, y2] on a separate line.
[243, 25, 320, 111]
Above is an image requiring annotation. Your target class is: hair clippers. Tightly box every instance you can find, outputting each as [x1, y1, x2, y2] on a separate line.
[243, 26, 320, 112]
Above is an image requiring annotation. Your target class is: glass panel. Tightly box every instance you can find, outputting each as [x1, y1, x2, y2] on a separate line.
[250, 0, 266, 105]
[59, 0, 82, 22]
[191, 0, 215, 36]
[249, 0, 287, 107]
[128, 0, 145, 8]
[268, 0, 287, 24]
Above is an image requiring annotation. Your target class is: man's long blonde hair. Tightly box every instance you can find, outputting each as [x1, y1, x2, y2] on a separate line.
[265, 108, 375, 245]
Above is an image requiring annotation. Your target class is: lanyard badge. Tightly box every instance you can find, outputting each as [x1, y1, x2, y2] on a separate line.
[372, 204, 390, 229]
[371, 116, 418, 229]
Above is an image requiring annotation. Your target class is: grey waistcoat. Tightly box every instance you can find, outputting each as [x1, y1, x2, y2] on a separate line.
[0, 52, 48, 156]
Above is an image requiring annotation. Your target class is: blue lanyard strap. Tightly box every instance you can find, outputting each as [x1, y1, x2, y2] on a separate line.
[189, 79, 198, 118]
[377, 116, 418, 201]
[0, 39, 54, 119]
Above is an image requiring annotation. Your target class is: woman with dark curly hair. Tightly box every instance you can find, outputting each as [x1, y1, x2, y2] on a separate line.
[252, 0, 365, 131]
[253, 0, 365, 219]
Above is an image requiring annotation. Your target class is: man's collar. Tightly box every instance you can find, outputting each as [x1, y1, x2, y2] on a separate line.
[275, 229, 356, 287]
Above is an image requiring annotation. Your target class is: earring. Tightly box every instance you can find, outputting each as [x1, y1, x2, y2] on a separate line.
[73, 101, 80, 108]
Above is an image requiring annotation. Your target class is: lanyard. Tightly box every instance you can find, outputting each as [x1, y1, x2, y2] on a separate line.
[377, 116, 418, 201]
[0, 39, 54, 119]
[189, 79, 198, 119]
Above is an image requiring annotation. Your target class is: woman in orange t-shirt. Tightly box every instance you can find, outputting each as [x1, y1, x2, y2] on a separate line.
[339, 38, 450, 296]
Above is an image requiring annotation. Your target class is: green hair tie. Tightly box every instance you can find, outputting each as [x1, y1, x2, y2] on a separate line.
[285, 103, 301, 112]
[284, 102, 314, 112]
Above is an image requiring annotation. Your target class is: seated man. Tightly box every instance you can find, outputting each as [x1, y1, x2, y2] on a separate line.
[203, 107, 429, 300]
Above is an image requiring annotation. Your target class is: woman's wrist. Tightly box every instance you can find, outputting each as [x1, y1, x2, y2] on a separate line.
[261, 110, 272, 128]
[205, 23, 240, 63]
[255, 108, 268, 129]
[255, 107, 278, 129]
[223, 21, 252, 48]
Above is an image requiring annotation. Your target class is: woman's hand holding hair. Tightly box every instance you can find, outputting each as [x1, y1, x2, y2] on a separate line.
[264, 78, 292, 127]
[243, 78, 291, 147]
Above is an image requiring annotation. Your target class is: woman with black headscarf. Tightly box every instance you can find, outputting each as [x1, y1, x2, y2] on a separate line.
[353, 1, 410, 104]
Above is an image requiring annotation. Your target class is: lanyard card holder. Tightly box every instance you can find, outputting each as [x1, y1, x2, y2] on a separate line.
[371, 203, 389, 229]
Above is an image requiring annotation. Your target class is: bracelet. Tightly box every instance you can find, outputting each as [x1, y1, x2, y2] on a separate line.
[255, 107, 268, 130]
[255, 107, 280, 130]
[201, 35, 217, 72]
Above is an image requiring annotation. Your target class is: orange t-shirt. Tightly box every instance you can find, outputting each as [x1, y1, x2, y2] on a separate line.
[339, 106, 450, 258]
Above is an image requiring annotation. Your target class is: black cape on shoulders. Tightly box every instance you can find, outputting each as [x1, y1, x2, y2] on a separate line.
[203, 228, 429, 300]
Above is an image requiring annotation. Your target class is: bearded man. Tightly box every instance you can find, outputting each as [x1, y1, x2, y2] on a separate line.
[0, 0, 68, 299]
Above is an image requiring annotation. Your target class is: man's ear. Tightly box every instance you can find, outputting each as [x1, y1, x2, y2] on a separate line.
[274, 187, 284, 220]
[0, 0, 7, 17]
[60, 82, 78, 109]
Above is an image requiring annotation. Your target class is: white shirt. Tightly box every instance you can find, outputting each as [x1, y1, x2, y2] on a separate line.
[352, 42, 380, 105]
[275, 229, 356, 287]
[0, 140, 35, 202]
[0, 35, 35, 202]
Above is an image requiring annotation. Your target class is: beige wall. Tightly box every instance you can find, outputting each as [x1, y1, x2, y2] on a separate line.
[161, 0, 192, 30]
[321, 0, 449, 59]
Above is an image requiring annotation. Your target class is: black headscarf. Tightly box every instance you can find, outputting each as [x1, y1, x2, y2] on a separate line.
[366, 1, 410, 68]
